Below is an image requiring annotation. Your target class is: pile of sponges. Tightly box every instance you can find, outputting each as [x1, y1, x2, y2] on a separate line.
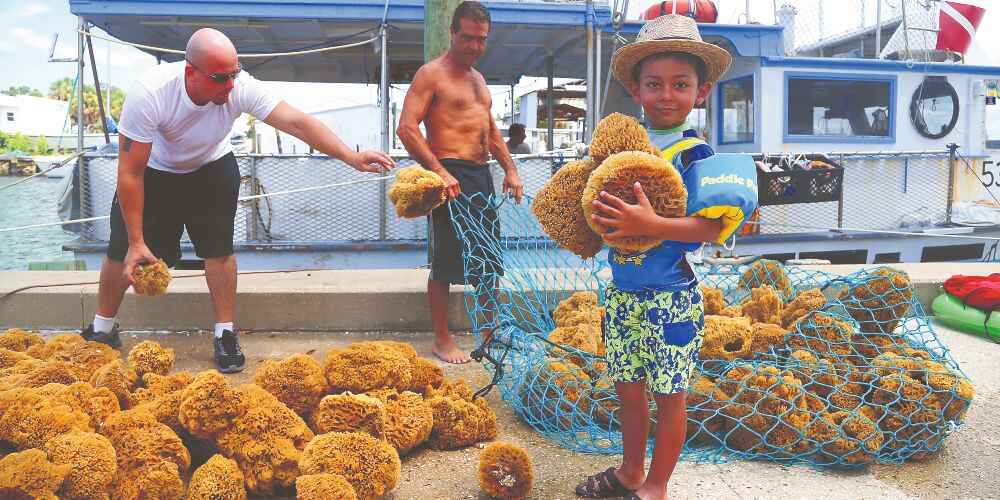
[0, 329, 507, 498]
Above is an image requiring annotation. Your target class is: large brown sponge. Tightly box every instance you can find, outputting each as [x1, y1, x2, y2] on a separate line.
[131, 259, 171, 296]
[387, 166, 448, 218]
[42, 431, 117, 500]
[255, 353, 327, 419]
[531, 158, 603, 258]
[582, 151, 687, 253]
[187, 454, 247, 500]
[478, 442, 534, 499]
[296, 473, 357, 500]
[589, 112, 659, 164]
[298, 431, 401, 500]
[838, 267, 913, 334]
[0, 448, 71, 499]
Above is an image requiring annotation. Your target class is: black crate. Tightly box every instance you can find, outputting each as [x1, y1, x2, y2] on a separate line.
[754, 154, 844, 206]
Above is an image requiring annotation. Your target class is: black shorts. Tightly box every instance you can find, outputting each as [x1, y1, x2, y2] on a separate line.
[107, 153, 240, 266]
[429, 158, 503, 286]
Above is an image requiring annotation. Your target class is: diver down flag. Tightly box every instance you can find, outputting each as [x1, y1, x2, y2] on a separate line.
[937, 1, 986, 55]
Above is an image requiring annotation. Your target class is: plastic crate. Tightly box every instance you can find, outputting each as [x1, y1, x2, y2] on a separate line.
[754, 154, 844, 206]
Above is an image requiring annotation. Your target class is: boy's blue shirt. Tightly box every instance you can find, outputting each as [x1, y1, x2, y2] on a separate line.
[607, 126, 713, 292]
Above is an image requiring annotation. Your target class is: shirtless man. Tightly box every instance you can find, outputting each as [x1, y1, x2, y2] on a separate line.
[397, 0, 524, 363]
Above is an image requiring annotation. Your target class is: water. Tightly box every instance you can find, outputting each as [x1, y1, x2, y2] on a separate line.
[0, 176, 76, 270]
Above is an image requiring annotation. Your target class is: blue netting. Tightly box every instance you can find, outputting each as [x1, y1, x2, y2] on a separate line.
[448, 193, 975, 467]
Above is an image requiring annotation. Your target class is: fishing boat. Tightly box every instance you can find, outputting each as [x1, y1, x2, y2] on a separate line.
[56, 0, 1000, 270]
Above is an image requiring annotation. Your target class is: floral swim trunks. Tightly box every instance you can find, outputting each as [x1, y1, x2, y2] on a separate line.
[603, 282, 705, 395]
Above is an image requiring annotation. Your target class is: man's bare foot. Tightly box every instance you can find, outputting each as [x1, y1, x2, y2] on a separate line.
[433, 337, 472, 364]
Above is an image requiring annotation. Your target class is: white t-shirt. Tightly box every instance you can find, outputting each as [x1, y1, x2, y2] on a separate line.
[508, 142, 532, 155]
[118, 61, 280, 173]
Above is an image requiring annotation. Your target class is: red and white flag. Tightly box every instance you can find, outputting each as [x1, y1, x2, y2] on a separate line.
[937, 1, 986, 55]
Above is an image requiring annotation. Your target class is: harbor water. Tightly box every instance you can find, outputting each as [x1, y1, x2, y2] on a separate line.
[0, 176, 76, 270]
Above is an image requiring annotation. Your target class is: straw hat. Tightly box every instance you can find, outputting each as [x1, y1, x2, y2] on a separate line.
[611, 14, 732, 88]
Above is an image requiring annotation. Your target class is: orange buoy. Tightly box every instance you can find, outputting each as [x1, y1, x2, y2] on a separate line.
[640, 0, 719, 23]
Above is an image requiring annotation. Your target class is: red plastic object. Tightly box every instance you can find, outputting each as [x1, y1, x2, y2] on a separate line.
[943, 273, 1000, 312]
[640, 0, 719, 23]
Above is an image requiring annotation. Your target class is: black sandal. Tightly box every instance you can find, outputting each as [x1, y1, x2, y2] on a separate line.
[574, 467, 635, 498]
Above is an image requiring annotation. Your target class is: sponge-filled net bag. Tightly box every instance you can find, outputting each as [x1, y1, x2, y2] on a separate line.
[449, 194, 975, 466]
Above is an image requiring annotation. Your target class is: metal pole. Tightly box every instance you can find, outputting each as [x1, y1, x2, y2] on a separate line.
[946, 143, 959, 224]
[837, 154, 845, 229]
[595, 24, 602, 124]
[77, 17, 85, 155]
[84, 25, 110, 144]
[875, 0, 882, 58]
[585, 0, 594, 142]
[745, 0, 751, 23]
[379, 25, 390, 240]
[546, 55, 554, 154]
[249, 156, 260, 241]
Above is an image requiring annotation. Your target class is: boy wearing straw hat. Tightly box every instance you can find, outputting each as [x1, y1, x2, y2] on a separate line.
[576, 14, 745, 500]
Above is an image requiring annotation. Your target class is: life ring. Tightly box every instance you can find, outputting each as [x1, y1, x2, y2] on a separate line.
[640, 0, 719, 23]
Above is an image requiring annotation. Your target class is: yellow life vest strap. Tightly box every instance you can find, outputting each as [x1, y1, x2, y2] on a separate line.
[659, 137, 707, 163]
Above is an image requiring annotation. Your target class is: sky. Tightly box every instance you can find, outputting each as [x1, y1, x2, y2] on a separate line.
[2, 0, 999, 120]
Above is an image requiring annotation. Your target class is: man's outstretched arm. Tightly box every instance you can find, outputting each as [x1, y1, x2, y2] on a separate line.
[263, 101, 394, 173]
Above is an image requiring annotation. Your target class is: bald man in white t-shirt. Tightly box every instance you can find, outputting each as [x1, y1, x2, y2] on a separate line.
[82, 28, 394, 373]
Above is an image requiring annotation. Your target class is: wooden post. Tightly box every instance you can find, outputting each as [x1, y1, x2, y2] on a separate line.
[424, 0, 462, 62]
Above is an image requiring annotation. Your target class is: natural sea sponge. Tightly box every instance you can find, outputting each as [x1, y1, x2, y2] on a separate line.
[548, 324, 604, 366]
[90, 359, 138, 409]
[213, 384, 315, 495]
[589, 112, 659, 164]
[781, 288, 826, 328]
[427, 394, 498, 450]
[583, 151, 687, 253]
[178, 370, 249, 440]
[531, 158, 603, 259]
[298, 432, 401, 500]
[406, 357, 444, 393]
[478, 442, 533, 499]
[37, 381, 120, 428]
[786, 311, 855, 357]
[740, 286, 784, 325]
[685, 374, 730, 447]
[187, 454, 247, 500]
[110, 460, 185, 500]
[808, 411, 884, 465]
[368, 389, 433, 455]
[126, 340, 175, 378]
[324, 346, 412, 394]
[28, 336, 119, 381]
[0, 328, 44, 352]
[255, 354, 327, 418]
[738, 259, 793, 300]
[749, 323, 788, 358]
[296, 473, 357, 500]
[0, 386, 93, 450]
[43, 431, 117, 500]
[700, 285, 726, 315]
[131, 259, 171, 296]
[719, 304, 744, 318]
[700, 315, 753, 361]
[309, 393, 387, 437]
[99, 409, 191, 478]
[388, 166, 448, 218]
[0, 448, 71, 499]
[552, 291, 599, 326]
[425, 379, 474, 401]
[838, 267, 912, 334]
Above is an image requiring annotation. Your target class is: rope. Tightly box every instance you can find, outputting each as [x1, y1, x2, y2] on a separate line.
[745, 220, 1000, 242]
[0, 267, 334, 302]
[79, 29, 378, 57]
[0, 151, 89, 193]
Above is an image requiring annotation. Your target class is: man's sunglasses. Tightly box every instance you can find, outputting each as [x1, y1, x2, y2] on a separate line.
[186, 59, 242, 83]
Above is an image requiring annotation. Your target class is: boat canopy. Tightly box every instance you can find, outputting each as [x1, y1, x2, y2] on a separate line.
[69, 0, 784, 85]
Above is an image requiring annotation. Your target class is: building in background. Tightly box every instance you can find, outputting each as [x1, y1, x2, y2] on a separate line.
[0, 95, 69, 136]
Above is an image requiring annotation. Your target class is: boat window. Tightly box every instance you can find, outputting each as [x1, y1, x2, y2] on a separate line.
[719, 75, 754, 144]
[910, 76, 959, 139]
[785, 74, 894, 142]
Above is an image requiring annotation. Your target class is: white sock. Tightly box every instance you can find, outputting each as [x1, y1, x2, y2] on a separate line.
[214, 322, 234, 338]
[93, 314, 116, 334]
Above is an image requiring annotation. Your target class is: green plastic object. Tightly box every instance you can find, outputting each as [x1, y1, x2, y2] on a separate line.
[932, 292, 1000, 342]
